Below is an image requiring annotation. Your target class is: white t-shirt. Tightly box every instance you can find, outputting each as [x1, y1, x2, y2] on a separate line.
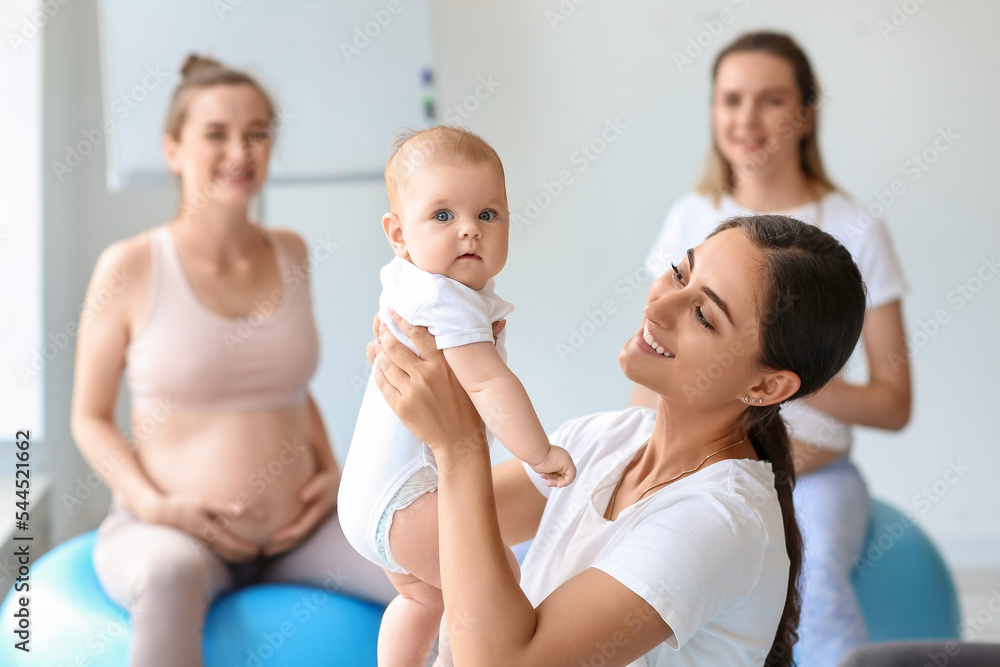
[338, 257, 515, 571]
[520, 407, 789, 667]
[379, 256, 515, 357]
[644, 192, 907, 452]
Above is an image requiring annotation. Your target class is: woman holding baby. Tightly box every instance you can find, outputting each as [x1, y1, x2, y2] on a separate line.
[73, 44, 875, 667]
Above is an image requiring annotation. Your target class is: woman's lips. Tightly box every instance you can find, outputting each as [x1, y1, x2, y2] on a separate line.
[641, 323, 675, 358]
[215, 170, 255, 185]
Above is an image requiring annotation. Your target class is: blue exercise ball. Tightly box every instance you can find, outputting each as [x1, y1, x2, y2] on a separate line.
[0, 531, 385, 666]
[851, 500, 962, 642]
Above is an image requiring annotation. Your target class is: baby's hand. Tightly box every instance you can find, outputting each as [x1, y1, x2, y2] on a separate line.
[530, 445, 577, 488]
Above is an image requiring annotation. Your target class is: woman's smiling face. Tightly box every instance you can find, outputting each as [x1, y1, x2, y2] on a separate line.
[163, 83, 273, 208]
[620, 228, 767, 409]
[711, 50, 812, 182]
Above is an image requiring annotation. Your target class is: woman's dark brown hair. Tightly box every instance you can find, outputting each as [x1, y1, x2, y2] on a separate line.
[710, 214, 867, 667]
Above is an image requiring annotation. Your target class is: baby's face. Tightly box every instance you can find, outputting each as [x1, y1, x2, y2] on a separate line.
[394, 160, 509, 290]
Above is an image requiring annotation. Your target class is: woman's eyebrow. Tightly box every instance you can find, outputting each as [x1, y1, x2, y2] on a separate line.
[687, 247, 735, 326]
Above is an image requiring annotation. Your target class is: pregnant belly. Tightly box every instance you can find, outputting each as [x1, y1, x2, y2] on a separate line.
[136, 406, 318, 548]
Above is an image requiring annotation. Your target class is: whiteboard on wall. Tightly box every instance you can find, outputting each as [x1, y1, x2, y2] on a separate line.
[97, 0, 435, 190]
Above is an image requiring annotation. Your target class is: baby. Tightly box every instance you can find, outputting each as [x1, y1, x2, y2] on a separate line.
[337, 126, 576, 666]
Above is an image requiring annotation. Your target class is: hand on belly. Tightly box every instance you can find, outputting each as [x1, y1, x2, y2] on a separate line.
[135, 408, 323, 554]
[226, 497, 307, 547]
[196, 440, 319, 549]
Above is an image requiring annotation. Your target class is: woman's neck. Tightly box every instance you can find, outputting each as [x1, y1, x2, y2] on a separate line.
[730, 162, 826, 213]
[169, 203, 259, 265]
[636, 399, 754, 482]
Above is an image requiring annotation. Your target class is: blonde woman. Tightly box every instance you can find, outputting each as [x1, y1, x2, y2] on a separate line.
[634, 32, 912, 667]
[70, 56, 394, 667]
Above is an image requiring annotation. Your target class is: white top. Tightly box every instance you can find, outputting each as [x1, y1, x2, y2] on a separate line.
[520, 407, 789, 667]
[338, 257, 515, 572]
[644, 191, 907, 452]
[379, 256, 514, 358]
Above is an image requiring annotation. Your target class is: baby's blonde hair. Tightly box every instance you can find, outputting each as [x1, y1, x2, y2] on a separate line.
[385, 126, 505, 211]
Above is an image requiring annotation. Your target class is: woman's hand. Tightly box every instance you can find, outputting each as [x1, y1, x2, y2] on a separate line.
[372, 311, 488, 461]
[262, 465, 338, 557]
[366, 315, 506, 365]
[153, 493, 260, 562]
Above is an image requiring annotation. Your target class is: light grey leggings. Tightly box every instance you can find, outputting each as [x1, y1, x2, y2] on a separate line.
[793, 457, 871, 667]
[93, 502, 397, 667]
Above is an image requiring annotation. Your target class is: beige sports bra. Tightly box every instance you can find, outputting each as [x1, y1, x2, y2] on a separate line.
[125, 225, 319, 413]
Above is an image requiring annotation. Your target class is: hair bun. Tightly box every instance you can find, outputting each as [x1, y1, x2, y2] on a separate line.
[180, 54, 223, 79]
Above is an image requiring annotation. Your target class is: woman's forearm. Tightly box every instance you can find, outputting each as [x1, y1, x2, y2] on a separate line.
[305, 394, 340, 477]
[71, 415, 165, 521]
[436, 434, 538, 666]
[807, 377, 910, 430]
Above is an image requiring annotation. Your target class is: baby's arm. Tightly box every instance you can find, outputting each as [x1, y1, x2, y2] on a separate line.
[442, 342, 576, 487]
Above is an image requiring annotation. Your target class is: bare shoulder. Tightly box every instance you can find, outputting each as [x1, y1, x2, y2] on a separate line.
[90, 230, 154, 293]
[86, 229, 156, 325]
[268, 227, 309, 264]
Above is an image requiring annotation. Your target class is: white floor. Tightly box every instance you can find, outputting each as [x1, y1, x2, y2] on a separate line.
[955, 569, 1000, 643]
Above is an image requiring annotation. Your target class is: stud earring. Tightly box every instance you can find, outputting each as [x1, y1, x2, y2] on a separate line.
[742, 395, 749, 403]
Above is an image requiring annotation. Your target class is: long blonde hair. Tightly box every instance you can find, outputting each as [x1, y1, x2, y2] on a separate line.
[696, 32, 836, 204]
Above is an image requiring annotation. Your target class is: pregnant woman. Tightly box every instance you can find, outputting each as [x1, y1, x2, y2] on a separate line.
[70, 55, 394, 667]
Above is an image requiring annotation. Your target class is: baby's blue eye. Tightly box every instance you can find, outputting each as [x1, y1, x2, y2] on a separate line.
[479, 210, 497, 221]
[434, 211, 453, 222]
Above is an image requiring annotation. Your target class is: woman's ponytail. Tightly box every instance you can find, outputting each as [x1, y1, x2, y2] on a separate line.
[746, 405, 801, 667]
[710, 214, 867, 667]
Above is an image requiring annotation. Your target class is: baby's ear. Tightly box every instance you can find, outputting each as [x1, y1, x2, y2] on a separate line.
[382, 212, 408, 259]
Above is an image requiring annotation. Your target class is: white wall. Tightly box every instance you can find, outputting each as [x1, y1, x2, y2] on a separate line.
[1, 2, 43, 439]
[41, 0, 1000, 567]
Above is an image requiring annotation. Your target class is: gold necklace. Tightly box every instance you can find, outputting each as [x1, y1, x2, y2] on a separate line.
[604, 433, 748, 521]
